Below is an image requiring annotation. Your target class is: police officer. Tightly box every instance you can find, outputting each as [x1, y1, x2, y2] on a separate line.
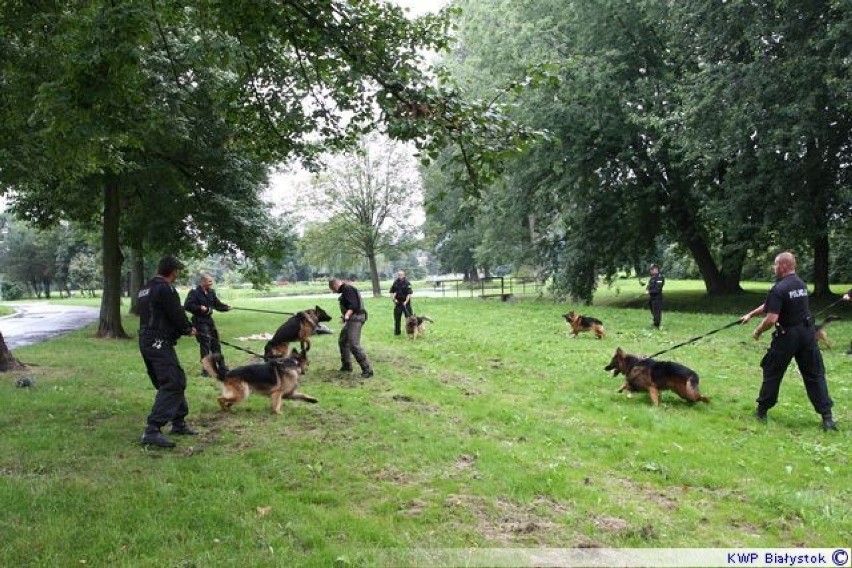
[184, 273, 231, 375]
[646, 263, 665, 329]
[389, 269, 413, 336]
[740, 252, 837, 431]
[328, 277, 373, 378]
[138, 256, 197, 447]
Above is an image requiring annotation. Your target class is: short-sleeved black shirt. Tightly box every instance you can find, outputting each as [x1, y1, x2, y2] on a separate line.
[338, 283, 365, 315]
[389, 278, 412, 302]
[647, 274, 665, 296]
[764, 273, 812, 327]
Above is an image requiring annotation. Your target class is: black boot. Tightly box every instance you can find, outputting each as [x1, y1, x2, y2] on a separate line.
[821, 414, 838, 431]
[754, 407, 768, 424]
[140, 427, 176, 448]
[170, 422, 198, 436]
[360, 369, 374, 378]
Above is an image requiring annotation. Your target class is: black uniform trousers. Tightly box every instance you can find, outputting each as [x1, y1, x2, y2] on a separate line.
[649, 295, 663, 328]
[140, 332, 189, 430]
[758, 324, 833, 415]
[193, 318, 220, 359]
[339, 314, 371, 372]
[393, 301, 413, 335]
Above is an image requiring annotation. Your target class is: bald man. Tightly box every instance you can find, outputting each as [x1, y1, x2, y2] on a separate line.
[741, 252, 837, 431]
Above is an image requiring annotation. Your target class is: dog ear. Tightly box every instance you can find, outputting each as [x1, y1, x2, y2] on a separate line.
[616, 347, 624, 356]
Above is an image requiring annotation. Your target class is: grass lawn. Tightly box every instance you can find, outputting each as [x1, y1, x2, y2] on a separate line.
[1, 280, 850, 566]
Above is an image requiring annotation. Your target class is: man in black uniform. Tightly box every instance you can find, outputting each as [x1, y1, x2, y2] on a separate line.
[740, 252, 837, 431]
[646, 263, 665, 329]
[184, 273, 231, 375]
[138, 256, 197, 447]
[328, 277, 373, 378]
[389, 269, 413, 336]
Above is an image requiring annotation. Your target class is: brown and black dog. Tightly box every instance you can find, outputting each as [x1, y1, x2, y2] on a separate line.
[604, 347, 708, 406]
[815, 315, 840, 349]
[563, 310, 606, 339]
[405, 315, 433, 339]
[263, 306, 332, 361]
[202, 349, 317, 414]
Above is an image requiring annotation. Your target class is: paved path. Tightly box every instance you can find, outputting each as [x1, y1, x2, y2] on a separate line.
[0, 303, 100, 350]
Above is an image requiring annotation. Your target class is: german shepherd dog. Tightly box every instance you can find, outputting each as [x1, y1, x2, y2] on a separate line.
[604, 347, 709, 406]
[815, 315, 839, 349]
[405, 315, 433, 339]
[202, 349, 318, 414]
[263, 306, 332, 361]
[563, 310, 606, 339]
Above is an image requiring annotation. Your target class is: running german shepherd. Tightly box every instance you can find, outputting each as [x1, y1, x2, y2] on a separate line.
[563, 310, 606, 339]
[263, 306, 332, 360]
[405, 315, 433, 339]
[202, 349, 318, 414]
[603, 347, 708, 406]
[815, 315, 839, 349]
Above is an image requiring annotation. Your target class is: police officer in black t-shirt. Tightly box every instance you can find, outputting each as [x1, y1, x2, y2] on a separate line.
[389, 269, 413, 336]
[646, 263, 665, 329]
[138, 256, 198, 447]
[740, 252, 837, 431]
[329, 278, 373, 378]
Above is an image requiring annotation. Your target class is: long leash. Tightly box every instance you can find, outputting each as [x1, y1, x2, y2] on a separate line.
[646, 319, 742, 359]
[811, 298, 845, 319]
[229, 306, 296, 316]
[197, 331, 266, 359]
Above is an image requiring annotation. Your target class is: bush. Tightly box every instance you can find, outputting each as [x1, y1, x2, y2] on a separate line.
[1, 281, 25, 301]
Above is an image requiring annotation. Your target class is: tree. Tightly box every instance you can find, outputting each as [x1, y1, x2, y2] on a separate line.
[437, 0, 851, 301]
[1, 1, 536, 337]
[0, 331, 25, 372]
[304, 136, 422, 296]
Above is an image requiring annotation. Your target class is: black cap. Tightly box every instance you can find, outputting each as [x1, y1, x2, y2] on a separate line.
[157, 255, 185, 276]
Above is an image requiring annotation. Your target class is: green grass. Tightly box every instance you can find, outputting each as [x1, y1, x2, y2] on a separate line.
[1, 282, 850, 566]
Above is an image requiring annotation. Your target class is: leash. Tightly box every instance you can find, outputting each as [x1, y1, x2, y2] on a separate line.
[197, 331, 266, 359]
[229, 306, 296, 316]
[645, 319, 742, 359]
[811, 298, 845, 319]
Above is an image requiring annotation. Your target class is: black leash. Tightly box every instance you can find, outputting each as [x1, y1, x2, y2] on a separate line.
[197, 331, 266, 359]
[811, 298, 845, 319]
[646, 319, 742, 359]
[229, 306, 295, 316]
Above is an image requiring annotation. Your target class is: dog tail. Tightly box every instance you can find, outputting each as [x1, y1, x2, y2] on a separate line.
[421, 316, 433, 323]
[202, 354, 228, 381]
[817, 315, 839, 329]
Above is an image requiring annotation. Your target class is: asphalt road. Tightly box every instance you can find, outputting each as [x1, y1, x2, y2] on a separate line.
[0, 303, 100, 350]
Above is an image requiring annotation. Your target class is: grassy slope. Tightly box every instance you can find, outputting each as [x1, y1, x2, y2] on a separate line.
[0, 280, 849, 566]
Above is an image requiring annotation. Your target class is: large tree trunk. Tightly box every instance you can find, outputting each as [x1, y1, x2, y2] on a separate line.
[366, 252, 381, 297]
[811, 234, 832, 297]
[719, 237, 746, 293]
[128, 246, 145, 315]
[0, 331, 25, 372]
[667, 194, 730, 294]
[97, 181, 129, 338]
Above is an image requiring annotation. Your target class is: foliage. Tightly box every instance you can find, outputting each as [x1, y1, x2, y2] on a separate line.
[430, 0, 851, 301]
[67, 250, 102, 297]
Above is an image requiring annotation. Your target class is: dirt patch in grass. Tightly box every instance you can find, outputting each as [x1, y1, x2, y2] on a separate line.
[444, 493, 579, 545]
